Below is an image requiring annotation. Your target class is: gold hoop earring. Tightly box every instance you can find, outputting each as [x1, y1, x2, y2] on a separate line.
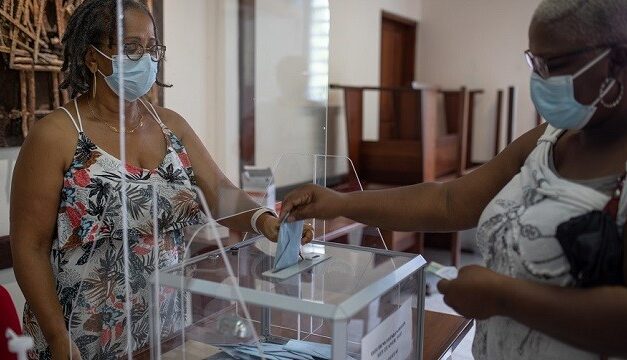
[92, 70, 97, 99]
[600, 78, 624, 108]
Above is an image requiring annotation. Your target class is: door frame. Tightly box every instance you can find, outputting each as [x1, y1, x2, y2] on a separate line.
[379, 10, 417, 138]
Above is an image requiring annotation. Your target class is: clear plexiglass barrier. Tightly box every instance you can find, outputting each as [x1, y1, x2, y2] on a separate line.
[147, 155, 427, 360]
[62, 155, 426, 359]
[58, 0, 429, 358]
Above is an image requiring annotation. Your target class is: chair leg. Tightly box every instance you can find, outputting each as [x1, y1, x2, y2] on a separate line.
[450, 232, 461, 268]
[411, 232, 425, 254]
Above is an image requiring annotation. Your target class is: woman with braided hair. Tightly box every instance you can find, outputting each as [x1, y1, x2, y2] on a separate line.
[9, 1, 313, 358]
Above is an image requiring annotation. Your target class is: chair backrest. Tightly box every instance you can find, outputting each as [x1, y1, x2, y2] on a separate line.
[506, 86, 516, 145]
[466, 89, 484, 168]
[333, 84, 470, 185]
[439, 87, 469, 178]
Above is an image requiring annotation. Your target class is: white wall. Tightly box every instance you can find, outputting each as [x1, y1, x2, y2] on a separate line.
[255, 0, 328, 187]
[163, 0, 211, 150]
[417, 0, 542, 161]
[327, 0, 422, 159]
[163, 0, 240, 184]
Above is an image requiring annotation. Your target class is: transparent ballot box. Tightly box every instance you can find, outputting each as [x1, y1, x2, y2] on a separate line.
[148, 234, 427, 360]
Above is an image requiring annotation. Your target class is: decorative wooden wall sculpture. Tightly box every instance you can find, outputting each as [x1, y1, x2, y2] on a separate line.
[0, 0, 81, 144]
[0, 0, 157, 146]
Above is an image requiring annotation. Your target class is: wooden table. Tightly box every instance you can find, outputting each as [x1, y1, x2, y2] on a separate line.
[136, 309, 473, 360]
[424, 310, 474, 360]
[143, 219, 474, 359]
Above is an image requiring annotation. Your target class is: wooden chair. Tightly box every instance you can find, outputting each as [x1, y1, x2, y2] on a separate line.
[463, 89, 484, 173]
[331, 84, 469, 264]
[334, 85, 469, 185]
[422, 87, 470, 266]
[461, 88, 519, 176]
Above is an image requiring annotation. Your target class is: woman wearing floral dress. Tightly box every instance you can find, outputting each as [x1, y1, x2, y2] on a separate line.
[9, 1, 312, 359]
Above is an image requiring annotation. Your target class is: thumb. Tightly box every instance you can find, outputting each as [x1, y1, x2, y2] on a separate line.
[437, 279, 451, 294]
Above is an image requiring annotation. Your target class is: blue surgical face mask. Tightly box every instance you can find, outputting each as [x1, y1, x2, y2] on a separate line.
[530, 49, 615, 130]
[92, 46, 158, 101]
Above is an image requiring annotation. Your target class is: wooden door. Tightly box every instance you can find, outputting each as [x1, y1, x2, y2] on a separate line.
[379, 11, 416, 139]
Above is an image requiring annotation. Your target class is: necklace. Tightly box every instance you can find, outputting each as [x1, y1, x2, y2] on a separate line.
[88, 101, 144, 134]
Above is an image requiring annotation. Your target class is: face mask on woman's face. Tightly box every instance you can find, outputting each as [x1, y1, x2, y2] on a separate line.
[530, 49, 615, 130]
[92, 45, 158, 101]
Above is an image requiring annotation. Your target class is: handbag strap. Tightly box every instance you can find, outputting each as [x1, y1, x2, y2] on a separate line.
[603, 172, 626, 220]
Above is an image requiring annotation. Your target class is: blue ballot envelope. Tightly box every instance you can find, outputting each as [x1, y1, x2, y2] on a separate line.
[273, 220, 304, 271]
[218, 340, 356, 359]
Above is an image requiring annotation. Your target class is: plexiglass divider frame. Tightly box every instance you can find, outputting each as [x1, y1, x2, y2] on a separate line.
[65, 0, 421, 358]
[64, 181, 268, 359]
[145, 154, 427, 359]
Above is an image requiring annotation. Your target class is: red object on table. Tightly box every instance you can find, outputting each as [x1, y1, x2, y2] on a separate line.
[0, 285, 20, 360]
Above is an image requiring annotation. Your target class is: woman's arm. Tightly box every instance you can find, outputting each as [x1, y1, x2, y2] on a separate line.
[281, 124, 548, 232]
[438, 262, 627, 357]
[154, 108, 266, 226]
[10, 115, 80, 357]
[155, 107, 313, 243]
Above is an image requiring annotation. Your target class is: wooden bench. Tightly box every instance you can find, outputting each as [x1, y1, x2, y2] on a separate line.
[331, 84, 470, 264]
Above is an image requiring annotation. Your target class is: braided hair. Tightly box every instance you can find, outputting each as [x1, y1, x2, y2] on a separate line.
[60, 0, 170, 98]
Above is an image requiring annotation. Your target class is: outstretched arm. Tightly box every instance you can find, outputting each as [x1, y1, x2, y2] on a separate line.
[156, 107, 312, 243]
[281, 124, 547, 232]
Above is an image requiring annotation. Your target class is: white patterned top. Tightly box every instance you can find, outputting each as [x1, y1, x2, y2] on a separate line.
[473, 125, 626, 360]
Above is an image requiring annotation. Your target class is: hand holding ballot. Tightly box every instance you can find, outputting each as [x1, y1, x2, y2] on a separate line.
[279, 184, 345, 222]
[256, 210, 314, 244]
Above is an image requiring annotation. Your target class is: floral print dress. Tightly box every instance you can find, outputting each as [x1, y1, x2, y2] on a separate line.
[23, 99, 207, 359]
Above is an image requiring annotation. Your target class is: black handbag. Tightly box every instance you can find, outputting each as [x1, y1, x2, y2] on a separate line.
[555, 174, 625, 288]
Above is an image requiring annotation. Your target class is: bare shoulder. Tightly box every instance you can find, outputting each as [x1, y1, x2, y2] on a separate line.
[147, 104, 193, 139]
[500, 122, 549, 165]
[18, 107, 80, 171]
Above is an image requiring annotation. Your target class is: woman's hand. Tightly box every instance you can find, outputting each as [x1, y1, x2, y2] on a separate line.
[279, 184, 345, 222]
[437, 265, 507, 320]
[49, 335, 82, 360]
[257, 213, 314, 244]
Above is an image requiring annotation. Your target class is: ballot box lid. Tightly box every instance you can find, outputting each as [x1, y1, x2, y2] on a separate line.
[152, 236, 426, 321]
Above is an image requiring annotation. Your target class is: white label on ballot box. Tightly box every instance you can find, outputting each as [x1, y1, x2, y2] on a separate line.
[361, 299, 412, 360]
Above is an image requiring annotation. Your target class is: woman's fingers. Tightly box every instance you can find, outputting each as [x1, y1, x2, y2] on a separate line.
[289, 205, 315, 222]
[280, 186, 316, 221]
[301, 223, 314, 244]
[437, 279, 451, 294]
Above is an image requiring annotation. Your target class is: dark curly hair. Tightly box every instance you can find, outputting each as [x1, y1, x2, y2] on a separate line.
[60, 0, 170, 98]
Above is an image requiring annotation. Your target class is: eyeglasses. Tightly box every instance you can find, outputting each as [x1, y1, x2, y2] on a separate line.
[125, 42, 166, 62]
[524, 46, 610, 79]
[97, 42, 166, 62]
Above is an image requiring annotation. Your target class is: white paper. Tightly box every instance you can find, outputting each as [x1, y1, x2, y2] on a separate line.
[426, 261, 458, 280]
[361, 299, 412, 360]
